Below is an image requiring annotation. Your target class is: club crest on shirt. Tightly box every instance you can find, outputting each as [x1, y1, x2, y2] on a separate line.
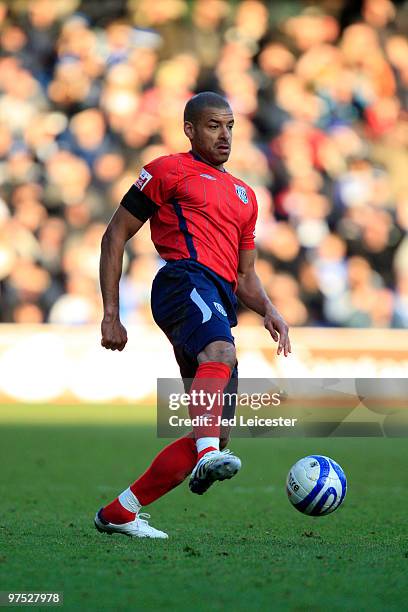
[135, 168, 153, 191]
[234, 184, 248, 204]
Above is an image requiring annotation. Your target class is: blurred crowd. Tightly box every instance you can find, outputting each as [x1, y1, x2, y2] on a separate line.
[0, 0, 407, 328]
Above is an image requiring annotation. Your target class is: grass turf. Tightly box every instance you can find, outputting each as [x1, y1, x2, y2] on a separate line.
[0, 406, 407, 611]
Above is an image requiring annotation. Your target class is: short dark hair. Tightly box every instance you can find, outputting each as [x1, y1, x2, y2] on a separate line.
[184, 92, 231, 124]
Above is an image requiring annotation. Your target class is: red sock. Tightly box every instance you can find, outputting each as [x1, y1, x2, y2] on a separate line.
[130, 435, 197, 506]
[101, 497, 135, 524]
[188, 361, 231, 439]
[197, 447, 217, 461]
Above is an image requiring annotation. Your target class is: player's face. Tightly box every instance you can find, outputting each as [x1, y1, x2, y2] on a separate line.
[186, 107, 234, 168]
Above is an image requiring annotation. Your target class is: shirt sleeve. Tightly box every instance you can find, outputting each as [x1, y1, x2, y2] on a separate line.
[133, 156, 178, 207]
[239, 190, 258, 250]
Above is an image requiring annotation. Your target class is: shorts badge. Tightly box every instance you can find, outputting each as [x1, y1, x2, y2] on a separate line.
[214, 302, 227, 316]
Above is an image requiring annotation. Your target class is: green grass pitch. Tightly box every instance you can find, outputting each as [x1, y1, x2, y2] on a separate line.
[0, 405, 407, 611]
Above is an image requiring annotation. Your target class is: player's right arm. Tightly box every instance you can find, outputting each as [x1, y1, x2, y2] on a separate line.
[100, 157, 176, 350]
[100, 206, 145, 351]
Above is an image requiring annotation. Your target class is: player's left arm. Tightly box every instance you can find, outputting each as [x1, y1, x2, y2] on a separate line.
[237, 249, 291, 357]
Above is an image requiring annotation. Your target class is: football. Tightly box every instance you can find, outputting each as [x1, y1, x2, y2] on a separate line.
[286, 455, 347, 516]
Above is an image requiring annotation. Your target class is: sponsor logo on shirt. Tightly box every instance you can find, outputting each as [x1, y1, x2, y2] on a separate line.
[200, 173, 216, 181]
[213, 302, 227, 316]
[234, 184, 248, 204]
[135, 168, 153, 191]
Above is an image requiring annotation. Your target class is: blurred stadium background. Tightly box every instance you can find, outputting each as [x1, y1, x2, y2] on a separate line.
[0, 0, 407, 403]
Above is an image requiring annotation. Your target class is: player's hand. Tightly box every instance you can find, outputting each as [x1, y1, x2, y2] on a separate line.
[101, 316, 128, 351]
[264, 306, 291, 357]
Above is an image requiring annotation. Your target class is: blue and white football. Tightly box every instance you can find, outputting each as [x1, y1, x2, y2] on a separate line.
[286, 455, 347, 516]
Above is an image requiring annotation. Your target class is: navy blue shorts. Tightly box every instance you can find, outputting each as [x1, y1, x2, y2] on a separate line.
[151, 259, 238, 422]
[151, 259, 237, 361]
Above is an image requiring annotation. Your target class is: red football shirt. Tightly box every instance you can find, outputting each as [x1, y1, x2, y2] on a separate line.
[133, 151, 258, 287]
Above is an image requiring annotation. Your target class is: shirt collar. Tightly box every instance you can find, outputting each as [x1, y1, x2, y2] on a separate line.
[189, 150, 227, 173]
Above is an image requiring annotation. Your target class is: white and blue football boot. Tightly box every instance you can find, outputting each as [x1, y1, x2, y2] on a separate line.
[94, 509, 168, 539]
[189, 449, 241, 495]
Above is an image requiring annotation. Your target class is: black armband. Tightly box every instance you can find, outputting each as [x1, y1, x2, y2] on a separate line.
[120, 185, 159, 222]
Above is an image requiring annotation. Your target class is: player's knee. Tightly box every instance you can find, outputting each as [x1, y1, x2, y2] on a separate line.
[198, 341, 236, 370]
